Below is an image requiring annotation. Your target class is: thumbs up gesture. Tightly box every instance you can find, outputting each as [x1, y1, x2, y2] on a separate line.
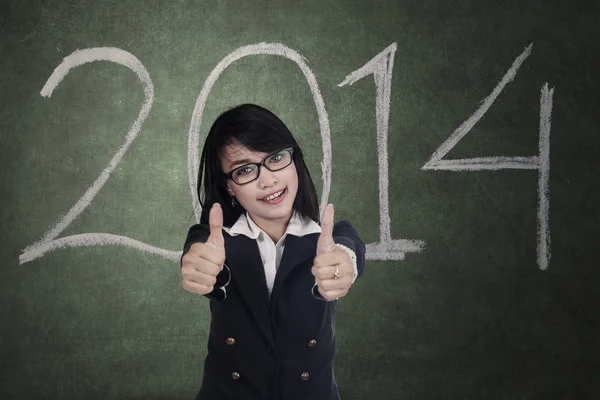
[181, 203, 227, 295]
[312, 204, 354, 301]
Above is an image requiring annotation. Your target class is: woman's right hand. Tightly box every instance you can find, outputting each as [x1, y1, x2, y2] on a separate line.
[181, 203, 226, 295]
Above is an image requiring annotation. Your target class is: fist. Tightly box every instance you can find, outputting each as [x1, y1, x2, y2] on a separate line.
[181, 203, 226, 295]
[312, 204, 354, 301]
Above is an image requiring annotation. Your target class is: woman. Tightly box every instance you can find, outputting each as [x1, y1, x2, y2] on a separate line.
[180, 104, 366, 400]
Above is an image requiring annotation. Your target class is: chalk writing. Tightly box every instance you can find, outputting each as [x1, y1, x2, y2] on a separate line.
[19, 48, 180, 264]
[421, 44, 553, 270]
[19, 42, 552, 270]
[339, 43, 425, 260]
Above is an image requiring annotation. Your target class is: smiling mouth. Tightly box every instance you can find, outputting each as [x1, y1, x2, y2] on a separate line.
[261, 188, 286, 201]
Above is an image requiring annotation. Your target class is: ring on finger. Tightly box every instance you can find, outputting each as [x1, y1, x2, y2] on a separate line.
[334, 266, 341, 279]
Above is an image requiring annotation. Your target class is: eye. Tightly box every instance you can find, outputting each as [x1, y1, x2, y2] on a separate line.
[269, 152, 285, 163]
[233, 165, 256, 176]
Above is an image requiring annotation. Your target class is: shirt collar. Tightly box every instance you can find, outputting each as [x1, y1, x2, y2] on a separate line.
[224, 211, 321, 240]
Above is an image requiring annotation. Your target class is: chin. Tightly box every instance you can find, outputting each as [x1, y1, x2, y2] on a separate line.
[257, 203, 294, 221]
[266, 207, 294, 220]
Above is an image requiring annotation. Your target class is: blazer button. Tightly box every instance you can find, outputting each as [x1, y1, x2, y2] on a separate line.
[232, 372, 240, 380]
[226, 337, 235, 345]
[307, 339, 317, 347]
[301, 372, 309, 380]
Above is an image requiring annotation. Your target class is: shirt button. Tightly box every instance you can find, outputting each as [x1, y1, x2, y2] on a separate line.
[307, 339, 317, 347]
[226, 337, 235, 345]
[232, 372, 240, 380]
[301, 372, 309, 380]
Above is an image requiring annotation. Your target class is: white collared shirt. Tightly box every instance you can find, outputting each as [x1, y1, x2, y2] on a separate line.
[223, 211, 357, 298]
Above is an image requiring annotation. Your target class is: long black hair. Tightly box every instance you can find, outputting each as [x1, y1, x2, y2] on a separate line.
[197, 104, 320, 227]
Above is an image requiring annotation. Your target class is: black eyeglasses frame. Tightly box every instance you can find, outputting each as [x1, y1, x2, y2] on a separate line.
[224, 147, 295, 185]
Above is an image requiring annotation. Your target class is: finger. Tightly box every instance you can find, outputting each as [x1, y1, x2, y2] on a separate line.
[313, 251, 346, 268]
[317, 204, 335, 255]
[316, 286, 347, 301]
[316, 274, 351, 291]
[182, 279, 214, 295]
[188, 244, 225, 268]
[182, 256, 222, 277]
[316, 276, 349, 293]
[207, 203, 224, 249]
[312, 265, 340, 281]
[183, 246, 223, 268]
[181, 269, 218, 287]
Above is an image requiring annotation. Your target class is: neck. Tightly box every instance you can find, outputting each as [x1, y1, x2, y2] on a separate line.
[249, 211, 293, 243]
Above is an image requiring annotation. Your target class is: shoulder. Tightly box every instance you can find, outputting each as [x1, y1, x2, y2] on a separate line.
[332, 219, 359, 236]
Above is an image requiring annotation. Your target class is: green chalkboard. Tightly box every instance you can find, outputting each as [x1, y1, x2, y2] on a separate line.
[1, 0, 599, 398]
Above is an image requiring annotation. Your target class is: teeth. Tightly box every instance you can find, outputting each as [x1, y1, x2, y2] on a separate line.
[264, 190, 283, 201]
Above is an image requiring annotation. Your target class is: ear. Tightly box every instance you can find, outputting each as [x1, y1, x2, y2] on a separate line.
[226, 183, 235, 197]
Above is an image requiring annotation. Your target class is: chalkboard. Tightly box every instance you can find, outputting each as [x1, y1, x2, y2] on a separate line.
[1, 0, 599, 399]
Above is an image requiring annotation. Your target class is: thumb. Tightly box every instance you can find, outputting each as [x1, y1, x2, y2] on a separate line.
[316, 204, 335, 256]
[206, 203, 224, 249]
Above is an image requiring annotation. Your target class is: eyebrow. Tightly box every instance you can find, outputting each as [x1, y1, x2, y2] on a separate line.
[228, 158, 256, 170]
[226, 147, 287, 170]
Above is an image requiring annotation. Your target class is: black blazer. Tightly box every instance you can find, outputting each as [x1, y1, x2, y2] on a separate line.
[181, 220, 366, 400]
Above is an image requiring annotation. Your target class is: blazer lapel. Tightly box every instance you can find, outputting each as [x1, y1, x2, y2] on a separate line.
[225, 234, 274, 344]
[271, 233, 319, 299]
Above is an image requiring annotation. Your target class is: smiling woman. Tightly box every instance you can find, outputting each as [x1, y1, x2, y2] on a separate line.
[221, 144, 299, 241]
[198, 104, 319, 231]
[179, 104, 366, 400]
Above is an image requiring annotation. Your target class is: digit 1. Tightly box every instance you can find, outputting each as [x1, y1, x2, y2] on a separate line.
[338, 43, 425, 260]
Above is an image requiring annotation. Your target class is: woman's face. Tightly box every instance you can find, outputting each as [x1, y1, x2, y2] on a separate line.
[221, 143, 299, 227]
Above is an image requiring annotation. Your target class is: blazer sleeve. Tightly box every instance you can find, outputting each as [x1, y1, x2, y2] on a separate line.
[332, 220, 366, 279]
[181, 224, 231, 302]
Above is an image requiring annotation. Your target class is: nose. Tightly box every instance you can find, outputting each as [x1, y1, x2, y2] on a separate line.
[258, 165, 278, 189]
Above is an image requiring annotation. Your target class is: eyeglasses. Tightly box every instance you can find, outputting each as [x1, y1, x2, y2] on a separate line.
[225, 147, 295, 185]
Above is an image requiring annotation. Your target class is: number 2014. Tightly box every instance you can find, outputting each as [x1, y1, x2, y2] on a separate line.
[19, 42, 552, 270]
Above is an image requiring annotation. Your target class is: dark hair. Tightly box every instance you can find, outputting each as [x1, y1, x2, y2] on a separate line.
[197, 104, 320, 227]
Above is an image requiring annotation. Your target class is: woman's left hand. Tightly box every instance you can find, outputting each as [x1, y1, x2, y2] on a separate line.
[312, 246, 354, 300]
[312, 204, 354, 301]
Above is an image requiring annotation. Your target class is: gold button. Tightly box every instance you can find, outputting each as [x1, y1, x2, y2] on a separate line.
[226, 337, 235, 345]
[301, 372, 309, 380]
[308, 339, 317, 347]
[232, 372, 240, 380]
